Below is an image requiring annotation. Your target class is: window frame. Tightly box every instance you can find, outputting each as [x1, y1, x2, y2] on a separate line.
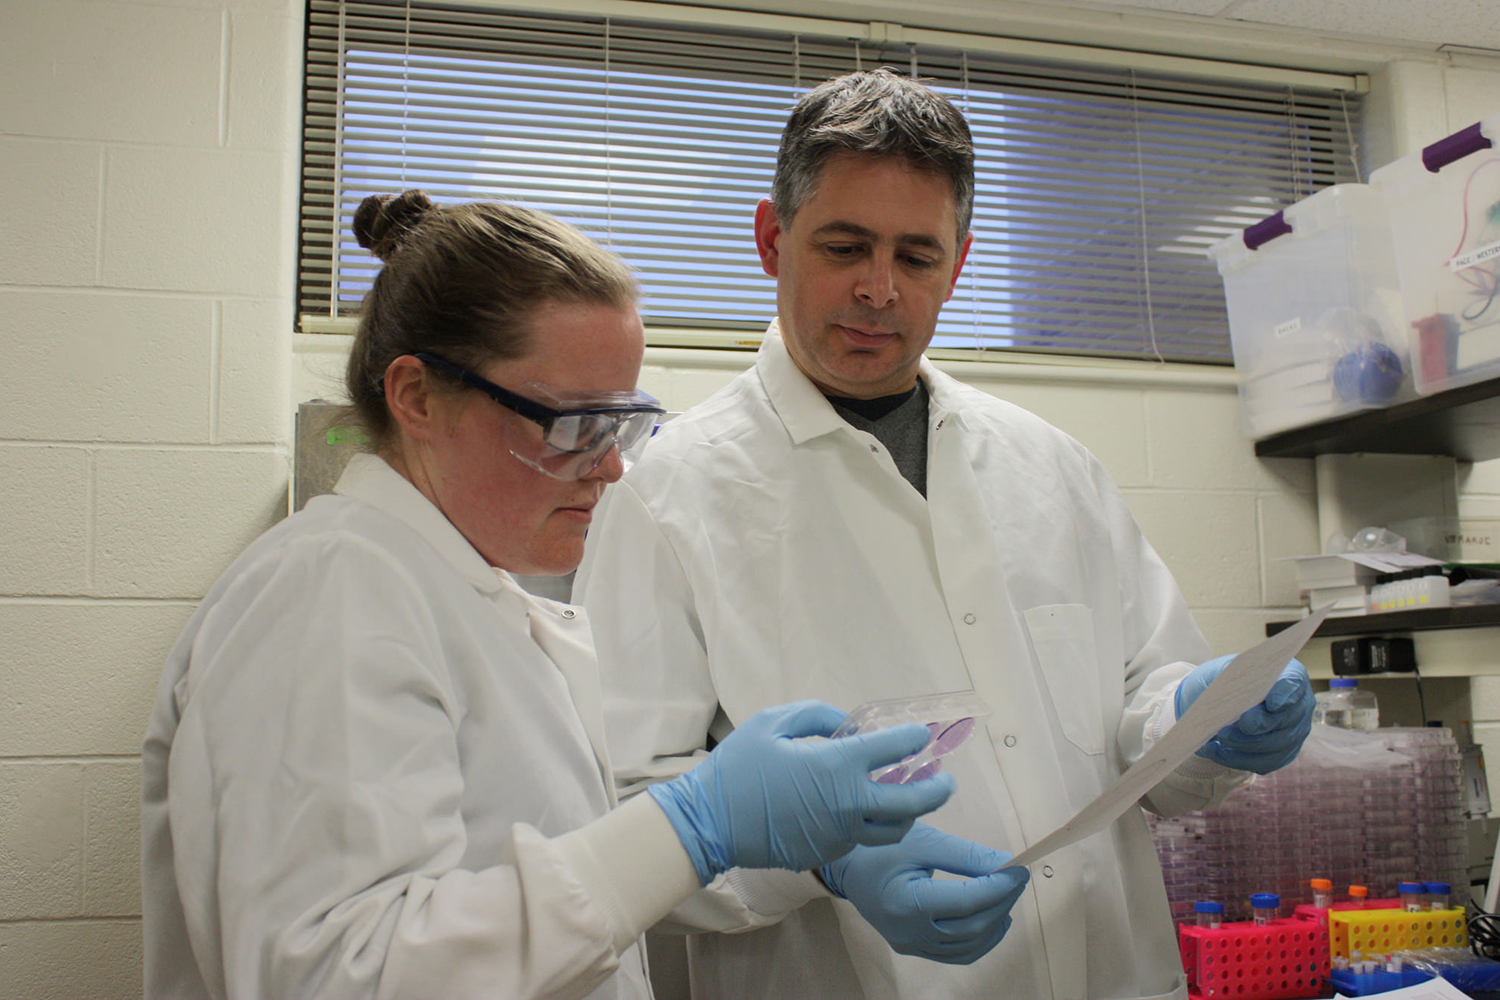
[297, 0, 1367, 366]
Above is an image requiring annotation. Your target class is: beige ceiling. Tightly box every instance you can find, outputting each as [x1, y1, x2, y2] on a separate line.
[1022, 0, 1500, 53]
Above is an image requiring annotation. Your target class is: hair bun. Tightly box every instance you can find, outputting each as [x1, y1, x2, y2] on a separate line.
[353, 189, 436, 261]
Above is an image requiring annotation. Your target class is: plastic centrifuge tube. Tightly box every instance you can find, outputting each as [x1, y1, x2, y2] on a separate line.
[1426, 881, 1451, 910]
[1348, 885, 1369, 908]
[1194, 900, 1224, 928]
[1399, 881, 1425, 912]
[1310, 878, 1333, 909]
[1250, 893, 1279, 925]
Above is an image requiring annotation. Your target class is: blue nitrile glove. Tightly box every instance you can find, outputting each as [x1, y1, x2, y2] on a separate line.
[649, 700, 956, 885]
[1175, 655, 1315, 774]
[819, 822, 1030, 965]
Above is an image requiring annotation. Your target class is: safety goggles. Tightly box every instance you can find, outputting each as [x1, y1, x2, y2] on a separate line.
[415, 353, 664, 480]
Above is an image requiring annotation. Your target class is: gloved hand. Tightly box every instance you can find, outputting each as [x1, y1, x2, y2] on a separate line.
[1175, 655, 1315, 774]
[650, 700, 955, 884]
[819, 822, 1030, 965]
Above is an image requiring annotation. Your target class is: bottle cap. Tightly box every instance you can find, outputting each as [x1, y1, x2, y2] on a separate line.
[1195, 900, 1225, 914]
[1250, 893, 1280, 907]
[1310, 878, 1333, 891]
[1349, 885, 1368, 899]
[1330, 678, 1358, 688]
[1425, 881, 1451, 894]
[1398, 881, 1424, 893]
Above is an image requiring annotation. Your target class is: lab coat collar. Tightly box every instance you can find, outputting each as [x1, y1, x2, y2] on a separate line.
[755, 320, 965, 443]
[755, 321, 847, 446]
[334, 453, 507, 597]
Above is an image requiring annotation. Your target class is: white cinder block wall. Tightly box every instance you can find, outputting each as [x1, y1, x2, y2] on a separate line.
[5, 0, 1500, 994]
[0, 0, 301, 996]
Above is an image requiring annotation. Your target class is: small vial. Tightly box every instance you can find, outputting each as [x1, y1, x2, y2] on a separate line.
[1348, 884, 1369, 908]
[1331, 956, 1349, 971]
[1310, 878, 1333, 909]
[1399, 881, 1425, 912]
[1386, 955, 1403, 973]
[1250, 893, 1279, 925]
[1426, 881, 1451, 911]
[1194, 900, 1224, 928]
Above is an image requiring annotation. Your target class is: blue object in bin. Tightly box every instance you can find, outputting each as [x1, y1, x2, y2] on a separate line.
[1332, 342, 1404, 403]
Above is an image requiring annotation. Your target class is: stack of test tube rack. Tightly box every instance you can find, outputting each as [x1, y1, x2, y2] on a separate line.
[1179, 916, 1327, 999]
[1149, 727, 1467, 923]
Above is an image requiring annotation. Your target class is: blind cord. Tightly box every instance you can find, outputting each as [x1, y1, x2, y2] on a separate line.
[1129, 69, 1164, 366]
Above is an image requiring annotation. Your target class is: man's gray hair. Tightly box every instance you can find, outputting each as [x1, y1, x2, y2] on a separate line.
[771, 69, 975, 240]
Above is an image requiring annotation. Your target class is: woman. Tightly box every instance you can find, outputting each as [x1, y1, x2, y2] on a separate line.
[140, 191, 954, 999]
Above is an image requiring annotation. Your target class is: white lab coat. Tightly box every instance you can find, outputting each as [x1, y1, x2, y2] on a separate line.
[142, 453, 697, 1000]
[575, 325, 1249, 1000]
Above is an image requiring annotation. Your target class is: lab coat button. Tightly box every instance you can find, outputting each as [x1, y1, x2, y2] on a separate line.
[1042, 865, 1055, 878]
[561, 608, 577, 619]
[868, 444, 879, 453]
[1003, 735, 1017, 748]
[963, 613, 976, 625]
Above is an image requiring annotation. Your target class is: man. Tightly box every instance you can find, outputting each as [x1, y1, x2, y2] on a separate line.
[576, 69, 1313, 999]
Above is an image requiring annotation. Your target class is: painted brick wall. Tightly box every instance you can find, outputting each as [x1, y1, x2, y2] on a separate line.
[0, 1, 301, 996]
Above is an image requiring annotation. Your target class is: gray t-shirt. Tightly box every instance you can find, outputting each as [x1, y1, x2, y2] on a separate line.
[826, 380, 930, 497]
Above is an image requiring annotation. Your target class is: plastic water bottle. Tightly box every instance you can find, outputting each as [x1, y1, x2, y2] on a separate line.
[1313, 678, 1379, 731]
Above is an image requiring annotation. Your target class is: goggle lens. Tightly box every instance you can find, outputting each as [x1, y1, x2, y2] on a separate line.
[512, 409, 659, 480]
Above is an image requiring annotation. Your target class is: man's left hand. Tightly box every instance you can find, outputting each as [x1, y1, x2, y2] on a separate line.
[1176, 656, 1315, 774]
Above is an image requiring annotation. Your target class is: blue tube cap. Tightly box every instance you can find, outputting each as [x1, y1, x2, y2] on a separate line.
[1195, 900, 1225, 914]
[1330, 678, 1358, 688]
[1399, 881, 1425, 893]
[1250, 893, 1280, 907]
[1425, 881, 1451, 894]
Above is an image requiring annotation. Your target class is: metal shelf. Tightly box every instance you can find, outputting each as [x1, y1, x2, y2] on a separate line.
[1265, 604, 1500, 637]
[1252, 376, 1500, 461]
[1264, 607, 1500, 679]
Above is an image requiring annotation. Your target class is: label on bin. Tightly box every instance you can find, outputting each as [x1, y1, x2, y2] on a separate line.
[1274, 317, 1302, 337]
[1448, 237, 1500, 273]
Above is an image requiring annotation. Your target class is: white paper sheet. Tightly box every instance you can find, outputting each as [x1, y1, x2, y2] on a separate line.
[1001, 605, 1331, 870]
[1333, 976, 1472, 1000]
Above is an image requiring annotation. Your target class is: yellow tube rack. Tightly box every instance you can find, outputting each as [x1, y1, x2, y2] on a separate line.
[1327, 907, 1467, 959]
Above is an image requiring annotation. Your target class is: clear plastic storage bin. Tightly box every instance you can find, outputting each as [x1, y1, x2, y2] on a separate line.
[1210, 184, 1413, 440]
[1370, 113, 1500, 395]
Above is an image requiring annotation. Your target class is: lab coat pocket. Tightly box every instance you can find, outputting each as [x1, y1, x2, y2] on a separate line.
[1023, 604, 1105, 756]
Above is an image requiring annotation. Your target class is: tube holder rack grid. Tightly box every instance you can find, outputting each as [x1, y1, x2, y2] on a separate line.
[1180, 918, 1328, 1000]
[1327, 907, 1466, 959]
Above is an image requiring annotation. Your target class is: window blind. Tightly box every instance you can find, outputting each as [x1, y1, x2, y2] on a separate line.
[299, 0, 1362, 362]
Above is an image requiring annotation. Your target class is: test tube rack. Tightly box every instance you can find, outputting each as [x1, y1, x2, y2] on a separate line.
[1179, 918, 1328, 1000]
[1324, 966, 1433, 997]
[1326, 907, 1467, 959]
